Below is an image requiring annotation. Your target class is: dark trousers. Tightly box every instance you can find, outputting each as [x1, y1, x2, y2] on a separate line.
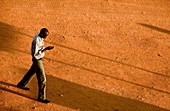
[18, 59, 46, 100]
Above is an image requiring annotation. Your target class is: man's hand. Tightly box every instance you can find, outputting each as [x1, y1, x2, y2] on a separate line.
[46, 46, 54, 50]
[42, 46, 54, 52]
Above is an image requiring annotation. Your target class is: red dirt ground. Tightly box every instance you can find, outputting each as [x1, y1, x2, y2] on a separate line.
[0, 0, 170, 111]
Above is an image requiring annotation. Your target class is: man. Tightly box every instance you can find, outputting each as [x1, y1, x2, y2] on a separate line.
[17, 28, 54, 103]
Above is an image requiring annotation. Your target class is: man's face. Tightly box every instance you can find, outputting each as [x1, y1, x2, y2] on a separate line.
[42, 32, 49, 39]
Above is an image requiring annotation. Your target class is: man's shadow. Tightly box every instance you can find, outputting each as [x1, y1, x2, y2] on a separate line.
[0, 75, 169, 111]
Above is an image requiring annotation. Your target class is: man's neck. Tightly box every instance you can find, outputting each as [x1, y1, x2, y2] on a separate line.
[38, 34, 43, 38]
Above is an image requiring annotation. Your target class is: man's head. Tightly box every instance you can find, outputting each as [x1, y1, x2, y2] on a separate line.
[39, 28, 49, 39]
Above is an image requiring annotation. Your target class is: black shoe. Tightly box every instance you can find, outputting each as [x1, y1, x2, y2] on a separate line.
[17, 84, 30, 90]
[37, 99, 50, 104]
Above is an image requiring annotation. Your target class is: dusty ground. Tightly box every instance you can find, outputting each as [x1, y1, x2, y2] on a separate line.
[0, 0, 170, 111]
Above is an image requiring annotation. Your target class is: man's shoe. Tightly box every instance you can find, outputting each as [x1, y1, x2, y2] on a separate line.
[17, 84, 30, 90]
[37, 99, 50, 104]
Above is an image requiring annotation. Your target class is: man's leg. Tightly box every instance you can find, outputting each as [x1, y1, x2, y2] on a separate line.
[17, 64, 36, 90]
[35, 60, 49, 103]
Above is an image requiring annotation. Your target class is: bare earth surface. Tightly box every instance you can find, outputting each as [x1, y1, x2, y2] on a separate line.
[0, 0, 170, 111]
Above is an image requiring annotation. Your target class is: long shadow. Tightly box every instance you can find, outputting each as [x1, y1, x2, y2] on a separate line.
[138, 23, 170, 35]
[0, 77, 169, 111]
[0, 81, 17, 87]
[47, 75, 170, 111]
